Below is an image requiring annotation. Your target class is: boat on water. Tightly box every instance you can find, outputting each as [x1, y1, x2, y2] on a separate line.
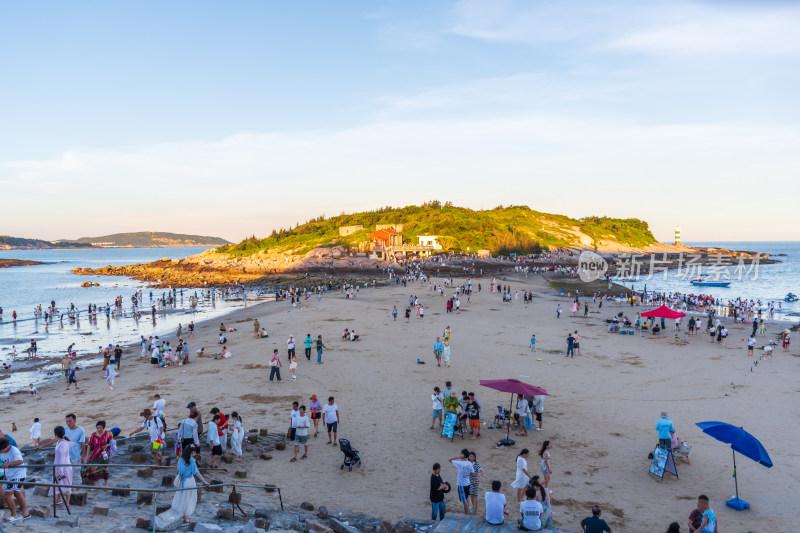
[786, 293, 798, 302]
[691, 279, 731, 287]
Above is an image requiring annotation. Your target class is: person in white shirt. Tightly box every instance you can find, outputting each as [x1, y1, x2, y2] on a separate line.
[449, 450, 473, 514]
[516, 394, 529, 436]
[292, 406, 310, 461]
[518, 486, 543, 531]
[0, 438, 28, 521]
[533, 395, 545, 431]
[430, 387, 444, 429]
[321, 397, 339, 445]
[485, 480, 509, 525]
[153, 394, 166, 427]
[29, 418, 42, 447]
[206, 415, 222, 468]
[289, 402, 300, 443]
[287, 335, 296, 362]
[128, 409, 165, 466]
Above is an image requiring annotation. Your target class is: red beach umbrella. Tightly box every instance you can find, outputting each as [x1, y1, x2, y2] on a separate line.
[480, 379, 547, 447]
[640, 305, 686, 319]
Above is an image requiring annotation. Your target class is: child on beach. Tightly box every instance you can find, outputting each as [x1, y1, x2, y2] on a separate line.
[30, 418, 41, 446]
[28, 383, 39, 399]
[65, 369, 78, 390]
[530, 334, 536, 352]
[105, 366, 115, 389]
[290, 354, 298, 381]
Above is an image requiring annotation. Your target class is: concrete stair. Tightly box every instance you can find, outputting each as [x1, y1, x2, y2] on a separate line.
[431, 512, 576, 533]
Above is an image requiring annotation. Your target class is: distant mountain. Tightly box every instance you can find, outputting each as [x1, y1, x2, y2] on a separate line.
[0, 235, 94, 249]
[65, 232, 231, 248]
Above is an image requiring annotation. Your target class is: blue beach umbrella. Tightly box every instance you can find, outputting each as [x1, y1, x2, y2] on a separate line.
[695, 421, 773, 511]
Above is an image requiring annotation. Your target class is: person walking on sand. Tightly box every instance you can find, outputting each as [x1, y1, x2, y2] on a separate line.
[309, 395, 323, 437]
[392, 306, 398, 321]
[533, 395, 545, 431]
[322, 396, 339, 445]
[449, 450, 474, 514]
[556, 304, 561, 318]
[566, 332, 575, 358]
[29, 418, 41, 447]
[443, 341, 451, 367]
[303, 333, 313, 361]
[269, 349, 283, 382]
[430, 387, 444, 429]
[290, 354, 298, 381]
[105, 366, 115, 389]
[287, 335, 296, 362]
[253, 319, 260, 339]
[433, 337, 444, 367]
[65, 368, 78, 390]
[539, 440, 552, 488]
[291, 405, 310, 462]
[510, 448, 532, 502]
[315, 335, 326, 364]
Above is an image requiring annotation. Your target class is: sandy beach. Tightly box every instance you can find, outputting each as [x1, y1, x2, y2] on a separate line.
[2, 273, 796, 531]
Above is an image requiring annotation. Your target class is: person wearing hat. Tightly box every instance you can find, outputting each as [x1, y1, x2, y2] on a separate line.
[186, 402, 203, 436]
[128, 409, 165, 465]
[287, 335, 296, 362]
[308, 395, 323, 437]
[655, 411, 674, 450]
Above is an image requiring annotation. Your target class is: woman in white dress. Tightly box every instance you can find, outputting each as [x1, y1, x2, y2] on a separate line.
[172, 447, 210, 523]
[48, 426, 73, 507]
[229, 411, 244, 462]
[510, 448, 532, 502]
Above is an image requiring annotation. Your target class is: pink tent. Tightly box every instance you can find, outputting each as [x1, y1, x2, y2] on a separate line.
[640, 305, 686, 319]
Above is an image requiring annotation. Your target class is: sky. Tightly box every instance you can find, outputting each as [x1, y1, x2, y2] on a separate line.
[1, 0, 799, 244]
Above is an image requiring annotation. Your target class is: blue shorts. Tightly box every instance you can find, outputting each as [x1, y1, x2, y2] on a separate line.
[432, 409, 442, 419]
[457, 485, 469, 502]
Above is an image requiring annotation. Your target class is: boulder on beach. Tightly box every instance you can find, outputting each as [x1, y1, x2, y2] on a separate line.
[81, 281, 92, 287]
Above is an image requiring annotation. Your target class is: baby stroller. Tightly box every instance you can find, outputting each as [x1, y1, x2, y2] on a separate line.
[338, 438, 362, 471]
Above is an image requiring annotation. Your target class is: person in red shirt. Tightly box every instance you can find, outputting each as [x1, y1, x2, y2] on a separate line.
[210, 408, 229, 451]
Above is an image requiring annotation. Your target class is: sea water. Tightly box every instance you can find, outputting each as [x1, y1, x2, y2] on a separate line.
[0, 247, 264, 393]
[611, 241, 800, 320]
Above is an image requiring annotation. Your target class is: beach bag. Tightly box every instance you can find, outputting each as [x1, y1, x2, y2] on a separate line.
[173, 474, 181, 488]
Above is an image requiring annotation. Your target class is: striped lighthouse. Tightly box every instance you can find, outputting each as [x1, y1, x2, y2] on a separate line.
[674, 226, 681, 245]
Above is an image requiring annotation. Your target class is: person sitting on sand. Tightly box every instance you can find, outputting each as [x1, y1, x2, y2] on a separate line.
[219, 323, 226, 333]
[215, 347, 232, 360]
[350, 330, 360, 341]
[218, 334, 227, 344]
[342, 328, 350, 340]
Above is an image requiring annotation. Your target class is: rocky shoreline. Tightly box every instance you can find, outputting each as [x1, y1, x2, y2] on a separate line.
[0, 258, 45, 268]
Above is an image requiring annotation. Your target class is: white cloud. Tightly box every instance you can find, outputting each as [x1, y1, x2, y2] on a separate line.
[447, 0, 800, 56]
[610, 6, 800, 55]
[4, 113, 799, 242]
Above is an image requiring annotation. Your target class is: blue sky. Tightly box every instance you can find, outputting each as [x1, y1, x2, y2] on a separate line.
[2, 1, 798, 243]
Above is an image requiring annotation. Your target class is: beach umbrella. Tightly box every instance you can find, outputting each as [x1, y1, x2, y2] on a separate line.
[480, 379, 548, 447]
[695, 421, 773, 511]
[640, 305, 686, 319]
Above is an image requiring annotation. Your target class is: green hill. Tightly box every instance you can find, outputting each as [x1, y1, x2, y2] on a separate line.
[217, 203, 656, 256]
[67, 232, 230, 248]
[0, 235, 94, 249]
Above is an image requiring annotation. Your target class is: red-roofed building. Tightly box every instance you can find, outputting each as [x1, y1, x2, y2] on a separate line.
[368, 229, 403, 248]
